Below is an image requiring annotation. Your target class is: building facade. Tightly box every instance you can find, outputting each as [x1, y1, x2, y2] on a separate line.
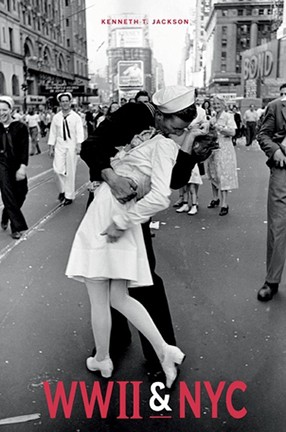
[277, 0, 286, 38]
[205, 0, 275, 97]
[0, 0, 89, 108]
[106, 15, 154, 101]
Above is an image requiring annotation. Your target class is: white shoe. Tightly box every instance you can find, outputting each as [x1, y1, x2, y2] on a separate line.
[176, 203, 189, 213]
[160, 344, 186, 389]
[86, 356, 113, 378]
[188, 204, 198, 215]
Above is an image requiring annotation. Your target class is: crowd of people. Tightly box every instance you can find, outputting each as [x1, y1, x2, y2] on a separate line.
[1, 82, 286, 389]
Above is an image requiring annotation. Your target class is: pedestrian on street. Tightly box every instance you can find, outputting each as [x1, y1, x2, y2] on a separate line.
[173, 90, 208, 212]
[175, 163, 203, 215]
[106, 101, 120, 118]
[0, 96, 29, 239]
[256, 83, 286, 302]
[66, 86, 206, 387]
[202, 99, 213, 119]
[80, 86, 214, 379]
[243, 104, 259, 146]
[207, 94, 238, 216]
[135, 90, 150, 103]
[25, 108, 41, 155]
[48, 92, 84, 206]
[85, 104, 95, 137]
[232, 106, 242, 146]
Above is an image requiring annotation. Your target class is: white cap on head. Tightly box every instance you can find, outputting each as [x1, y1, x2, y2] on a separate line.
[152, 86, 195, 114]
[0, 95, 14, 110]
[57, 92, 73, 102]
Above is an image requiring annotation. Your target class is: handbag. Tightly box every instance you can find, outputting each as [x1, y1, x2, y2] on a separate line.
[191, 126, 219, 162]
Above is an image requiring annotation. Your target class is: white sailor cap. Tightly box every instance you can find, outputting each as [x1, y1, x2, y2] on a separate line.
[0, 95, 14, 110]
[152, 86, 195, 114]
[57, 92, 73, 102]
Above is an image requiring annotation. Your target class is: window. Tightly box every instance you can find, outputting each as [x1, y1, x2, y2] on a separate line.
[236, 53, 241, 73]
[12, 75, 19, 96]
[65, 0, 69, 5]
[222, 10, 228, 17]
[8, 27, 13, 51]
[221, 51, 227, 71]
[238, 9, 243, 16]
[67, 38, 70, 47]
[0, 72, 6, 94]
[66, 18, 69, 26]
[7, 0, 11, 11]
[2, 27, 6, 43]
[222, 26, 227, 35]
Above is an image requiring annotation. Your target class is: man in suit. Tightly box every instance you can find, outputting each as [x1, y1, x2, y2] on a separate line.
[257, 83, 286, 301]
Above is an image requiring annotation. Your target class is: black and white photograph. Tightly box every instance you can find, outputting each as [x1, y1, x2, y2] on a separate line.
[0, 0, 286, 431]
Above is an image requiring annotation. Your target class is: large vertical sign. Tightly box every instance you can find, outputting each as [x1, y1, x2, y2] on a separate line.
[241, 39, 280, 98]
[118, 60, 144, 87]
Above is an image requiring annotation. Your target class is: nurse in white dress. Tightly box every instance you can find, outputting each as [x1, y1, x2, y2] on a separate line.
[66, 86, 203, 388]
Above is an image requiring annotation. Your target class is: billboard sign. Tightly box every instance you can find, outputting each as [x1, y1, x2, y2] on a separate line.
[40, 84, 85, 94]
[118, 61, 144, 87]
[115, 28, 144, 47]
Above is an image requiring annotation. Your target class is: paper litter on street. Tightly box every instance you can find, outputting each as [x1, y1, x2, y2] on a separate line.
[149, 221, 160, 229]
[0, 413, 41, 425]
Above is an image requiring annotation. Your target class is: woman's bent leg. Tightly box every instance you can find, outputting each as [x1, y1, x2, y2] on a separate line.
[110, 280, 165, 359]
[110, 280, 185, 388]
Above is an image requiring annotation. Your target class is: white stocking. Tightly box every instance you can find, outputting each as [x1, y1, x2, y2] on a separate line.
[85, 279, 111, 361]
[110, 279, 165, 361]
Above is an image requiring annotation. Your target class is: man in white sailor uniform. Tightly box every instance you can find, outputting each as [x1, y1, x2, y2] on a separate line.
[48, 92, 84, 206]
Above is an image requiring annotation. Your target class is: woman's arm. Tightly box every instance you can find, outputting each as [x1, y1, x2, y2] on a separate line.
[112, 137, 178, 230]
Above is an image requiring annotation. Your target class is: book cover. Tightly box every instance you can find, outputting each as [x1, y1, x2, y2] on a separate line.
[1, 1, 285, 432]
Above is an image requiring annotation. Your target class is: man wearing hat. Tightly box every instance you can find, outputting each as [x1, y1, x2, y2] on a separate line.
[80, 86, 210, 376]
[0, 96, 29, 239]
[48, 92, 84, 206]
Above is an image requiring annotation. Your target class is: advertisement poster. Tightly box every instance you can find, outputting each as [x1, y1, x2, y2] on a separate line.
[1, 0, 286, 432]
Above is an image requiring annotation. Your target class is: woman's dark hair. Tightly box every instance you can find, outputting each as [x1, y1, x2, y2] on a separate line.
[106, 101, 119, 116]
[279, 83, 286, 91]
[202, 100, 210, 110]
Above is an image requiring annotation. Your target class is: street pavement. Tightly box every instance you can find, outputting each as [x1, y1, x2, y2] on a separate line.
[0, 140, 286, 432]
